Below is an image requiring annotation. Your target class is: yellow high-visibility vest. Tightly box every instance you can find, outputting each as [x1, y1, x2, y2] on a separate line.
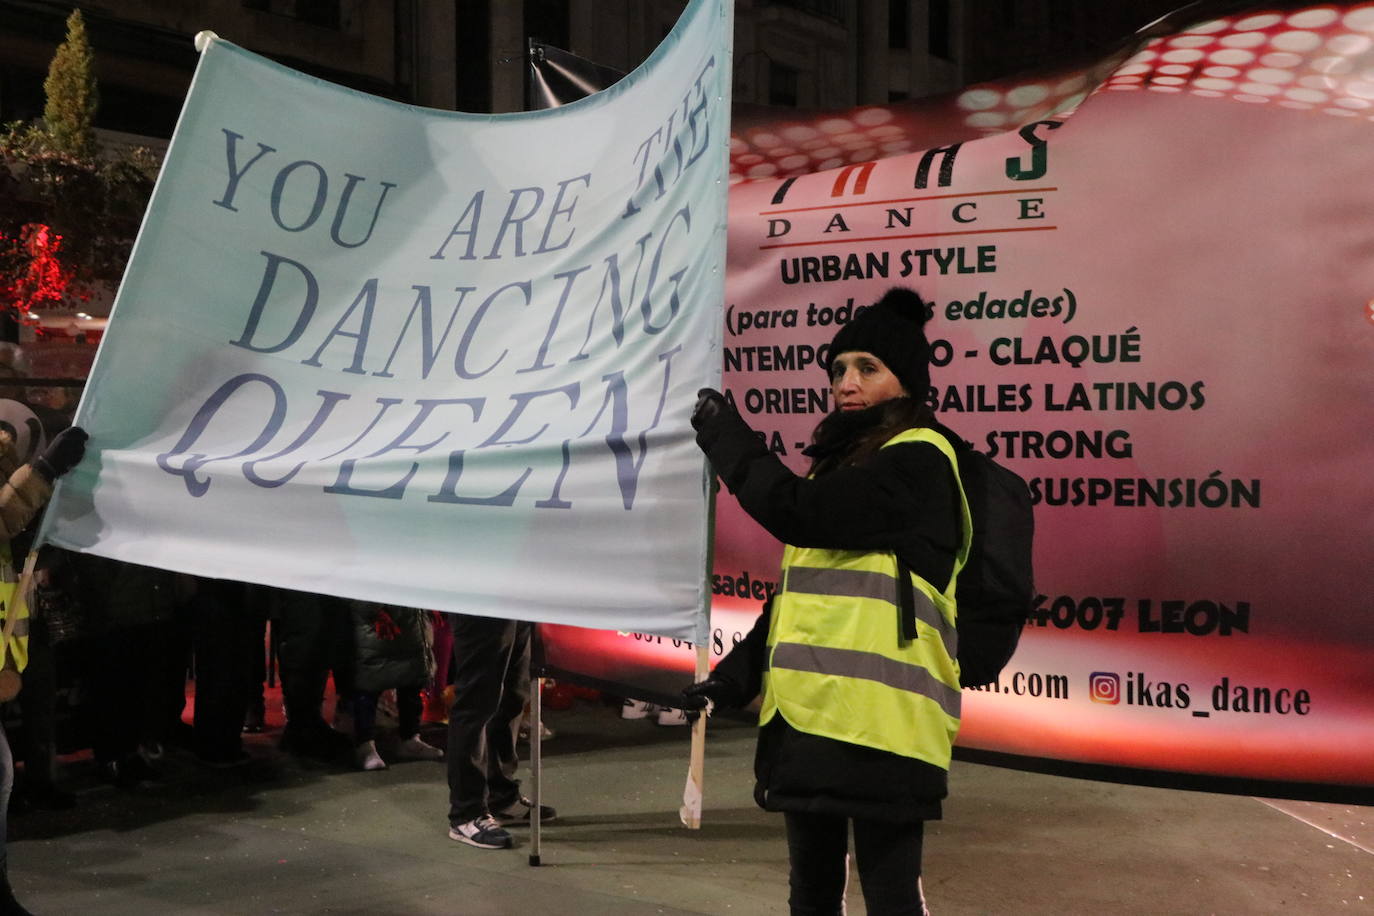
[0, 543, 29, 673]
[760, 427, 971, 769]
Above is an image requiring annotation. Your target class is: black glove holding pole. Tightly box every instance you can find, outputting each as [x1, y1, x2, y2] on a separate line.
[690, 388, 769, 492]
[33, 426, 88, 483]
[690, 388, 731, 440]
[680, 675, 745, 721]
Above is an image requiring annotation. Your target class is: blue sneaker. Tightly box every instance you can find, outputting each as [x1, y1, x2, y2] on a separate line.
[449, 814, 513, 849]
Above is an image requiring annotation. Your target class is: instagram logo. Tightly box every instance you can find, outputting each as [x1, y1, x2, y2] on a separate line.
[1089, 672, 1121, 704]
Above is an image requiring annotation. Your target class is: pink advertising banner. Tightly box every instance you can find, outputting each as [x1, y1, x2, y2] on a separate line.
[544, 4, 1374, 793]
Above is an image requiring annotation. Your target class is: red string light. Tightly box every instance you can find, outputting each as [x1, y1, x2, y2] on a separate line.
[0, 222, 76, 323]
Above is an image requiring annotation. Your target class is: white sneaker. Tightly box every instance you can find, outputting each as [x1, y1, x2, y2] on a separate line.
[621, 698, 656, 720]
[656, 707, 688, 726]
[395, 735, 444, 761]
[354, 739, 387, 771]
[491, 795, 557, 823]
[518, 720, 555, 742]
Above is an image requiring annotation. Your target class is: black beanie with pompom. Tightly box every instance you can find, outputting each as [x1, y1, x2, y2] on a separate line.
[820, 286, 931, 397]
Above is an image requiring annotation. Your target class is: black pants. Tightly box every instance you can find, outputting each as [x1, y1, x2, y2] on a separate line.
[0, 723, 13, 875]
[273, 590, 353, 730]
[16, 615, 60, 788]
[784, 811, 927, 916]
[84, 623, 175, 764]
[352, 686, 422, 744]
[188, 579, 258, 761]
[445, 615, 530, 824]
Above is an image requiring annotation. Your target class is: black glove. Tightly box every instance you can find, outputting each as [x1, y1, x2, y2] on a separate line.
[34, 426, 88, 482]
[681, 676, 744, 717]
[689, 388, 767, 492]
[690, 387, 750, 454]
[691, 388, 729, 432]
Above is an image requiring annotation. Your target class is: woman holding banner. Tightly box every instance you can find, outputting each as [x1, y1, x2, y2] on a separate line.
[686, 287, 965, 916]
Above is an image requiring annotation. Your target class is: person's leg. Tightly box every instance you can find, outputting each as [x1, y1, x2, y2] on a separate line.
[445, 615, 517, 825]
[320, 596, 355, 713]
[191, 581, 248, 763]
[394, 683, 444, 761]
[79, 634, 123, 767]
[84, 627, 148, 783]
[134, 621, 177, 756]
[395, 685, 422, 740]
[350, 691, 387, 771]
[0, 723, 11, 874]
[156, 592, 195, 751]
[243, 601, 268, 732]
[852, 817, 928, 916]
[274, 591, 348, 757]
[783, 811, 850, 916]
[0, 723, 31, 915]
[352, 692, 379, 745]
[484, 620, 531, 810]
[392, 683, 445, 763]
[275, 591, 328, 729]
[15, 613, 67, 805]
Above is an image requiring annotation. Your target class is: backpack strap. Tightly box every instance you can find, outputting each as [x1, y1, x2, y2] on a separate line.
[881, 426, 973, 598]
[895, 552, 918, 643]
[881, 426, 973, 644]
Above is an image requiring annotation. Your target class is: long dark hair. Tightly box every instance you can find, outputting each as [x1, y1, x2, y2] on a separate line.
[806, 396, 935, 477]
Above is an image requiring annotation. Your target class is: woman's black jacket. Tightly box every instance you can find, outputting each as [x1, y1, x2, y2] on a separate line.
[697, 401, 963, 823]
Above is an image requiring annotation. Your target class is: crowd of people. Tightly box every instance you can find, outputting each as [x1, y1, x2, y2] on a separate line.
[0, 563, 566, 913]
[0, 476, 556, 913]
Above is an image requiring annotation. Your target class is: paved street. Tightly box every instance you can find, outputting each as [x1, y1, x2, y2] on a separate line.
[11, 698, 1372, 915]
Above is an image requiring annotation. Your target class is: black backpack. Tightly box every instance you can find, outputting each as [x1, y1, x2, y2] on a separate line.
[930, 422, 1035, 688]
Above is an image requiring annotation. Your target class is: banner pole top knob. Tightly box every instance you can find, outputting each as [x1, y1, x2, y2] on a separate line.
[194, 31, 219, 53]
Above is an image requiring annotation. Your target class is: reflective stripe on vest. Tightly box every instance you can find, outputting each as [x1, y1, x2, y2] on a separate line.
[760, 426, 971, 769]
[784, 565, 958, 662]
[770, 641, 962, 719]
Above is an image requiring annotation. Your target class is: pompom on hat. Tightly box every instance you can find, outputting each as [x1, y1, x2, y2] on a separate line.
[819, 286, 932, 397]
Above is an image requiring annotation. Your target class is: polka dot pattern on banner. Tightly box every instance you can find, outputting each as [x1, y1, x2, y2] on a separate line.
[728, 4, 1374, 181]
[730, 65, 1105, 180]
[1089, 4, 1374, 126]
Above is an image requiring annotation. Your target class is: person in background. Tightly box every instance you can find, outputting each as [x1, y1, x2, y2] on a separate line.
[345, 601, 443, 770]
[684, 287, 966, 915]
[0, 423, 87, 916]
[446, 615, 554, 850]
[0, 356, 85, 812]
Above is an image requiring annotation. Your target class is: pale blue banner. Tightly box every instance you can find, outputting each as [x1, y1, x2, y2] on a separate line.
[45, 0, 732, 640]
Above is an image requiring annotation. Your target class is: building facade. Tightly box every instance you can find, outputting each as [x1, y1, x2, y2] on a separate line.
[2, 0, 1186, 135]
[0, 0, 458, 137]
